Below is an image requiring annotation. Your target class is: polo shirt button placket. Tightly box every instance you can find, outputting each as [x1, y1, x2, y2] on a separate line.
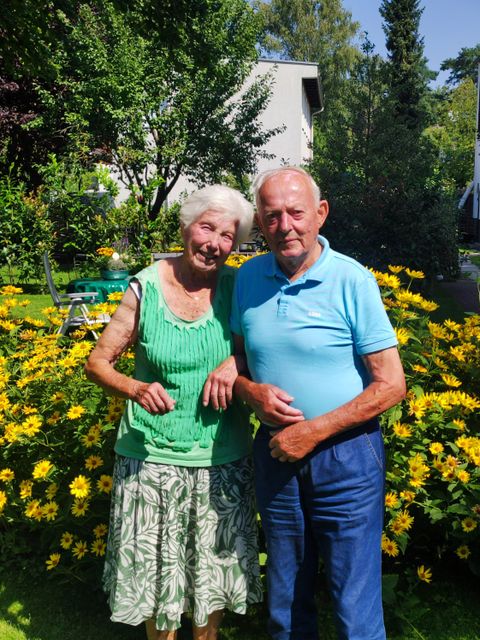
[277, 284, 289, 317]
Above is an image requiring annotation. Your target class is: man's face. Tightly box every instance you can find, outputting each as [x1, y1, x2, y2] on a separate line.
[256, 172, 328, 273]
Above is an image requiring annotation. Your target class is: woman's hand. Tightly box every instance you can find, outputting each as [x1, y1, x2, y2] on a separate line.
[132, 381, 176, 414]
[202, 355, 245, 410]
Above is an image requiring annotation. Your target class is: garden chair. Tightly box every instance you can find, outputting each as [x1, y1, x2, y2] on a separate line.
[43, 252, 103, 338]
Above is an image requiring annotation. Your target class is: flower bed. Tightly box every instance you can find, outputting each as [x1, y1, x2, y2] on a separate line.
[0, 264, 479, 591]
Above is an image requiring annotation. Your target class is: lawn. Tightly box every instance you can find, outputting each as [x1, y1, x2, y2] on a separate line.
[1, 566, 479, 640]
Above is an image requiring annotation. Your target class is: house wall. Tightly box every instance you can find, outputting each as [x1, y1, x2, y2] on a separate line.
[165, 59, 320, 205]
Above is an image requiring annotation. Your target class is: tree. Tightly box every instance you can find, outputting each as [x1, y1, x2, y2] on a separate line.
[379, 0, 430, 129]
[257, 0, 359, 95]
[441, 45, 480, 87]
[424, 79, 478, 191]
[33, 0, 278, 219]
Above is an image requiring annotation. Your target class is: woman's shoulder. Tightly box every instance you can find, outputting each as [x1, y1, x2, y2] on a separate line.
[131, 262, 159, 288]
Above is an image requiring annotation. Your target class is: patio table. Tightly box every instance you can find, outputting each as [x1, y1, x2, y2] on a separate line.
[67, 276, 131, 303]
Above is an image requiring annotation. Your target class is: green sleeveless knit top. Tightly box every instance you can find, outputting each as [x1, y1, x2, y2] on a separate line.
[114, 263, 252, 466]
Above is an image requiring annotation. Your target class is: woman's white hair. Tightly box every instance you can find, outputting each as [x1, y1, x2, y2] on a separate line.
[253, 166, 321, 208]
[180, 185, 254, 245]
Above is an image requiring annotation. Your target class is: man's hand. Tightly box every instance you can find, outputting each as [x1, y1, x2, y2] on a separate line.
[269, 420, 319, 462]
[132, 381, 176, 414]
[202, 355, 245, 410]
[236, 379, 305, 426]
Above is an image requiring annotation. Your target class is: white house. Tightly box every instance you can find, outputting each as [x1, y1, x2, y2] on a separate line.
[165, 58, 323, 204]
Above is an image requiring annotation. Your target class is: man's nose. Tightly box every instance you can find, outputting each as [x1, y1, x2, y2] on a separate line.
[279, 211, 291, 233]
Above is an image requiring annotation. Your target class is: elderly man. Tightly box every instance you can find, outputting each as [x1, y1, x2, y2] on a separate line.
[231, 167, 406, 640]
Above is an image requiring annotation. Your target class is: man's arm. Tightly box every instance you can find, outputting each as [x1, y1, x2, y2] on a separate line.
[233, 334, 305, 426]
[268, 346, 406, 462]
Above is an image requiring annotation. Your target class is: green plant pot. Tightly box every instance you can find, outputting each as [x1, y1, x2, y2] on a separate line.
[100, 269, 130, 280]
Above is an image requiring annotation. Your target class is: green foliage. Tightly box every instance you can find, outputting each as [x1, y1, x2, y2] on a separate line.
[440, 45, 480, 87]
[33, 0, 278, 219]
[424, 80, 477, 191]
[0, 267, 479, 606]
[0, 173, 55, 284]
[36, 154, 116, 261]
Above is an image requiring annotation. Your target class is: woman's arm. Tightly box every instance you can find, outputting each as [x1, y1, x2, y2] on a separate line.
[85, 287, 175, 415]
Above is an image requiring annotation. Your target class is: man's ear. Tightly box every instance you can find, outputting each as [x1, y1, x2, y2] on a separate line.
[317, 200, 329, 230]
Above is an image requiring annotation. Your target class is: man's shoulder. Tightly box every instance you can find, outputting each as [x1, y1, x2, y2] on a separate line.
[237, 253, 271, 277]
[329, 249, 374, 282]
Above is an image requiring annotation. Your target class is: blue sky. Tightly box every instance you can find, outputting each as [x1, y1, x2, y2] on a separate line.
[342, 0, 480, 86]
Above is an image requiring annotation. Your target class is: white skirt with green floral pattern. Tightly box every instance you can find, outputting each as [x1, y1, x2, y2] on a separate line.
[103, 455, 263, 631]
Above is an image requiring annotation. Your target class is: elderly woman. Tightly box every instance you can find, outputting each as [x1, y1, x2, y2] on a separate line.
[85, 185, 262, 640]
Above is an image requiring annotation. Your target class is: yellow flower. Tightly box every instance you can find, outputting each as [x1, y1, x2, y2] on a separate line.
[107, 291, 124, 301]
[85, 455, 103, 470]
[0, 320, 17, 331]
[45, 553, 61, 571]
[452, 419, 466, 430]
[0, 468, 15, 482]
[405, 268, 425, 279]
[0, 490, 7, 513]
[93, 523, 108, 538]
[408, 398, 426, 420]
[400, 490, 415, 503]
[69, 475, 91, 498]
[457, 470, 470, 483]
[60, 532, 74, 549]
[71, 498, 90, 517]
[385, 492, 400, 508]
[455, 545, 470, 560]
[449, 346, 466, 362]
[72, 540, 88, 560]
[91, 539, 107, 556]
[80, 428, 102, 448]
[417, 565, 432, 583]
[429, 442, 444, 455]
[388, 265, 404, 274]
[441, 373, 462, 388]
[391, 510, 414, 534]
[42, 501, 59, 522]
[22, 414, 43, 436]
[51, 392, 65, 403]
[45, 482, 58, 499]
[381, 534, 399, 557]
[0, 392, 11, 411]
[394, 327, 411, 346]
[97, 474, 113, 494]
[67, 405, 86, 420]
[25, 499, 43, 521]
[412, 364, 427, 373]
[0, 285, 23, 295]
[19, 480, 33, 500]
[461, 517, 477, 533]
[393, 422, 412, 438]
[32, 460, 54, 480]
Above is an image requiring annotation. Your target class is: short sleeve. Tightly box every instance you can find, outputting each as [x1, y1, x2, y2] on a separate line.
[349, 274, 397, 355]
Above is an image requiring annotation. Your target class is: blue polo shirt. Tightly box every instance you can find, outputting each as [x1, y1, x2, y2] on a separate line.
[230, 236, 397, 420]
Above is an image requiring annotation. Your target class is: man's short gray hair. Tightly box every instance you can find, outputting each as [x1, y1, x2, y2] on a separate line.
[180, 185, 254, 245]
[253, 167, 321, 209]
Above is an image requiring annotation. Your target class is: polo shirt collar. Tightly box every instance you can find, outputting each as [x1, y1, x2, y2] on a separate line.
[266, 235, 332, 283]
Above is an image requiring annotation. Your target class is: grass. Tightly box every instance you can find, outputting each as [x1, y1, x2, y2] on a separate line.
[1, 566, 480, 640]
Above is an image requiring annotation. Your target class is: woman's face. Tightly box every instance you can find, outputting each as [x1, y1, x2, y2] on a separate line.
[181, 210, 238, 275]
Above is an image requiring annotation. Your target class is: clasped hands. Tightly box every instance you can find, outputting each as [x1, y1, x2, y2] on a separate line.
[132, 363, 317, 463]
[243, 382, 319, 463]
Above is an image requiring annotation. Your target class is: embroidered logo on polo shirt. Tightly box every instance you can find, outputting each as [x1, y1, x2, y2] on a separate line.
[307, 311, 321, 318]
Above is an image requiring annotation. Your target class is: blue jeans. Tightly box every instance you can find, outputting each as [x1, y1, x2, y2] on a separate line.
[253, 421, 386, 640]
